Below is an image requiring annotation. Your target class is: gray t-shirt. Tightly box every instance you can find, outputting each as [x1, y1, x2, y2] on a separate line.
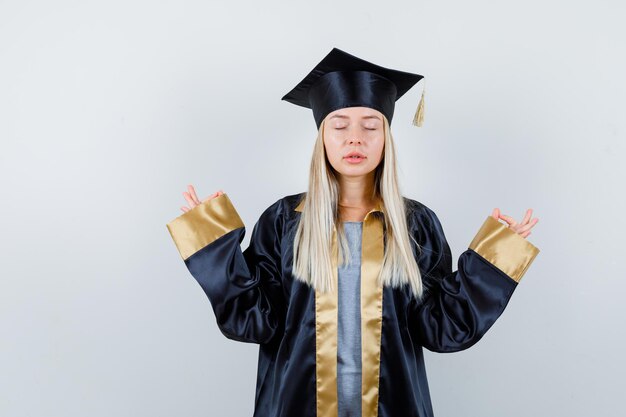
[337, 221, 363, 417]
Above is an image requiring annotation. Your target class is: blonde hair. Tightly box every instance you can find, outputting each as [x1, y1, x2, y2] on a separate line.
[291, 114, 425, 301]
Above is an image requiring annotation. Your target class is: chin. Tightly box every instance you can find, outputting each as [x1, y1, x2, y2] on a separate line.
[339, 167, 375, 176]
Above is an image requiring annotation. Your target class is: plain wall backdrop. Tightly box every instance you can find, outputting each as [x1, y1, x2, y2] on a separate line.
[1, 0, 624, 416]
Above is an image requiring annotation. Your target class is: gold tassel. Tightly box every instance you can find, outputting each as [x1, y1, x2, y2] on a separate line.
[412, 82, 425, 127]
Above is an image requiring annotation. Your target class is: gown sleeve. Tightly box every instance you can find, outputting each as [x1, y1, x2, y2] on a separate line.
[407, 206, 540, 353]
[165, 193, 285, 345]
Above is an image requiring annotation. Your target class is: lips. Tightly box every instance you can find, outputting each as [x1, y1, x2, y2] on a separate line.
[343, 151, 367, 164]
[344, 151, 366, 159]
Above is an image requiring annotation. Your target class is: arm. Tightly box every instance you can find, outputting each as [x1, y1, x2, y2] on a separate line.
[408, 207, 540, 353]
[166, 193, 285, 345]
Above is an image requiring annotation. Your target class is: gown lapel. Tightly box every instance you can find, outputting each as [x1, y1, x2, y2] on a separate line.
[295, 199, 385, 417]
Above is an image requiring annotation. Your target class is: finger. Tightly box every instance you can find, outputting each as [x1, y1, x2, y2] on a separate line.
[183, 191, 196, 208]
[522, 217, 539, 230]
[516, 219, 537, 234]
[499, 214, 518, 227]
[520, 208, 532, 226]
[491, 208, 500, 219]
[181, 206, 190, 213]
[202, 191, 219, 203]
[497, 215, 512, 227]
[188, 184, 201, 205]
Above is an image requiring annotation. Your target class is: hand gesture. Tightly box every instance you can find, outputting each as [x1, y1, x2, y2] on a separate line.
[180, 184, 224, 213]
[490, 208, 538, 239]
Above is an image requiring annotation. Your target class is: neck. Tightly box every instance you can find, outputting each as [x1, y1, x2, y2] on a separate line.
[337, 172, 377, 210]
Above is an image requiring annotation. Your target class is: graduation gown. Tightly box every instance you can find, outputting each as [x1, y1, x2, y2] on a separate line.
[165, 192, 540, 417]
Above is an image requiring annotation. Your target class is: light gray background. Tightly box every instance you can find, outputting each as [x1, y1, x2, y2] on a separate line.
[1, 1, 624, 416]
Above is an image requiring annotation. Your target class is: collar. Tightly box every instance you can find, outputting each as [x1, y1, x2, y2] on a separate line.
[294, 196, 384, 215]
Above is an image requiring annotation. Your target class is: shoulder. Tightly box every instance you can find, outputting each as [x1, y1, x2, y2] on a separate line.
[281, 191, 307, 213]
[402, 196, 445, 240]
[267, 191, 306, 220]
[402, 196, 437, 223]
[255, 191, 306, 226]
[402, 197, 451, 280]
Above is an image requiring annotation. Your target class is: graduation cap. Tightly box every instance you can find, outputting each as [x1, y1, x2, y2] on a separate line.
[281, 47, 425, 129]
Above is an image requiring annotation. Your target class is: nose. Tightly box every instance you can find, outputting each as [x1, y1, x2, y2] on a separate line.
[348, 138, 362, 145]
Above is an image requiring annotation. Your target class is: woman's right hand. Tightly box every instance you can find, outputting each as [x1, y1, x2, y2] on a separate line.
[180, 184, 224, 213]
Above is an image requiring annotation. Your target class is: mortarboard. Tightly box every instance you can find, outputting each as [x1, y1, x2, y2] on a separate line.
[281, 47, 425, 129]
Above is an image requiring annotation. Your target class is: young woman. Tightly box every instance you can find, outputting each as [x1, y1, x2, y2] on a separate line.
[166, 48, 540, 417]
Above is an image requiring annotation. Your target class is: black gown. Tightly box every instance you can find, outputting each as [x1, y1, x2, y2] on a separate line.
[166, 192, 540, 417]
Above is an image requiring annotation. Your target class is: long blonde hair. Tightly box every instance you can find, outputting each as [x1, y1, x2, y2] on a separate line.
[291, 114, 425, 301]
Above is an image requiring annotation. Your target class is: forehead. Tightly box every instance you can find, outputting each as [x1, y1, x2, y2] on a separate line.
[327, 106, 383, 121]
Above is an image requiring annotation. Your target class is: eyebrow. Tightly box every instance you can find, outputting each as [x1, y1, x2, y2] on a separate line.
[329, 114, 382, 121]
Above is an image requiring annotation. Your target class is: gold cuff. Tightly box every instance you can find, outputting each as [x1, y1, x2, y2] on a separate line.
[468, 216, 540, 283]
[166, 193, 244, 260]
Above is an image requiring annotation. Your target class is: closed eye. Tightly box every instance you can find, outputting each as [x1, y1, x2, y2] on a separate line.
[334, 126, 377, 130]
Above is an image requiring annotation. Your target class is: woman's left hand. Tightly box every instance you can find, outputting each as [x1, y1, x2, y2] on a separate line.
[491, 208, 538, 239]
